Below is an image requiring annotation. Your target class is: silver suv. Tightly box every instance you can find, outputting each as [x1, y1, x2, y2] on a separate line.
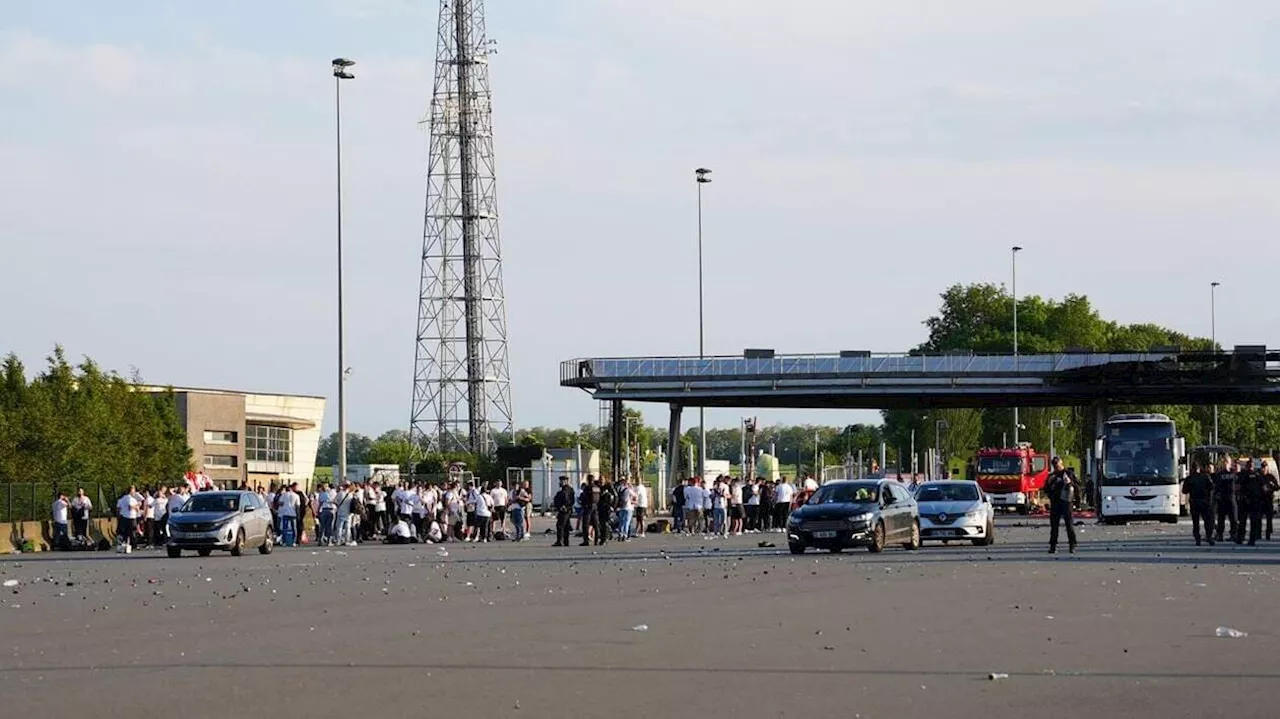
[167, 491, 274, 558]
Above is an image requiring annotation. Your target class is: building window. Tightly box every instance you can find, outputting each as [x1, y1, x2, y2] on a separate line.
[246, 424, 292, 463]
[203, 430, 238, 444]
[204, 455, 238, 468]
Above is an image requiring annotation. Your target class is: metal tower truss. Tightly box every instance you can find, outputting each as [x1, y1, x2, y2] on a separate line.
[411, 0, 513, 456]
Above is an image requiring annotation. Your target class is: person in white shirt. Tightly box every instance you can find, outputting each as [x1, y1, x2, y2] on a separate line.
[275, 482, 301, 547]
[411, 487, 429, 538]
[70, 487, 93, 541]
[152, 487, 171, 545]
[683, 480, 703, 536]
[385, 518, 415, 544]
[489, 482, 509, 538]
[774, 478, 796, 530]
[634, 481, 649, 538]
[116, 487, 141, 548]
[473, 485, 494, 542]
[167, 486, 188, 522]
[51, 493, 70, 549]
[444, 484, 463, 541]
[729, 479, 745, 535]
[615, 479, 634, 541]
[425, 519, 444, 543]
[710, 479, 728, 537]
[464, 482, 483, 542]
[315, 483, 336, 546]
[335, 483, 358, 546]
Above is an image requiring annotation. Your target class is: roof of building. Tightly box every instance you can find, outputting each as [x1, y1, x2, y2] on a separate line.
[139, 385, 325, 400]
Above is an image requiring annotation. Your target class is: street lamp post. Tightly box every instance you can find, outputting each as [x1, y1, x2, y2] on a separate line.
[695, 167, 712, 480]
[1211, 281, 1220, 445]
[1011, 245, 1023, 446]
[333, 57, 355, 487]
[935, 419, 949, 478]
[624, 415, 640, 479]
[1049, 419, 1064, 461]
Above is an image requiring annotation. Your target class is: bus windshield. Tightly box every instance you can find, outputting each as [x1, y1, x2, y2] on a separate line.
[1101, 422, 1177, 486]
[977, 456, 1022, 475]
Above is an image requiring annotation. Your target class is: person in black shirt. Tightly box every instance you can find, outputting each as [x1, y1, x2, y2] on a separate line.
[1181, 461, 1215, 546]
[1212, 459, 1239, 543]
[552, 476, 575, 547]
[578, 477, 600, 547]
[1238, 458, 1265, 546]
[1045, 457, 1077, 554]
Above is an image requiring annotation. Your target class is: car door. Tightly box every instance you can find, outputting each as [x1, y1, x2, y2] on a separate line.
[880, 482, 902, 538]
[246, 493, 265, 543]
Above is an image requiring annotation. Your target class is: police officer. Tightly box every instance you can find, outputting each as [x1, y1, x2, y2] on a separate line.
[596, 478, 616, 546]
[1238, 458, 1264, 546]
[1266, 451, 1280, 540]
[1045, 457, 1078, 554]
[553, 476, 575, 547]
[578, 476, 600, 547]
[1181, 460, 1215, 546]
[1212, 457, 1239, 544]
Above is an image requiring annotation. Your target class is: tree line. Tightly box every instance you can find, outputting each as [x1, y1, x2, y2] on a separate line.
[0, 347, 192, 487]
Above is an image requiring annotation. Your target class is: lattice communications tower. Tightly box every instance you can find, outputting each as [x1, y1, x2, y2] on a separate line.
[410, 0, 513, 455]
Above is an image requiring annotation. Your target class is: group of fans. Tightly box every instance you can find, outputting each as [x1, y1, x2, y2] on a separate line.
[1181, 451, 1280, 546]
[264, 478, 538, 547]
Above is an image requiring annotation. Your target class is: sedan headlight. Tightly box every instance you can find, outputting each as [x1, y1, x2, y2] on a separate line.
[963, 510, 985, 520]
[848, 512, 874, 524]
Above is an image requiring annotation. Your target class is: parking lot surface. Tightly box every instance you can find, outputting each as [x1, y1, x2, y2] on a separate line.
[1, 518, 1276, 718]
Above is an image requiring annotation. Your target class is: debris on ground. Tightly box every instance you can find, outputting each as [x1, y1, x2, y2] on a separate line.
[1215, 626, 1247, 638]
[632, 624, 649, 632]
[988, 673, 1009, 681]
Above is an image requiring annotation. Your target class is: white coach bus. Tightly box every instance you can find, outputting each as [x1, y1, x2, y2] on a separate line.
[1094, 413, 1185, 524]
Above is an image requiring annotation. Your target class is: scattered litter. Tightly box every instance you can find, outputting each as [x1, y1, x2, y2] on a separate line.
[757, 542, 776, 548]
[2, 580, 17, 588]
[407, 564, 417, 568]
[437, 550, 449, 557]
[822, 645, 835, 651]
[1044, 616, 1054, 620]
[988, 673, 1009, 681]
[632, 624, 649, 632]
[1215, 626, 1247, 639]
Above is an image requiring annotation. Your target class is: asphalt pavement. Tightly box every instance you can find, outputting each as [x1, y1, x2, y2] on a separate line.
[1, 516, 1277, 719]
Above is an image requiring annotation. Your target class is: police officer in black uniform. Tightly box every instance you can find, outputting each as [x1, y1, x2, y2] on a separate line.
[578, 475, 599, 546]
[1045, 457, 1078, 554]
[1213, 457, 1239, 544]
[1238, 458, 1264, 546]
[1181, 460, 1215, 546]
[1266, 451, 1280, 540]
[596, 478, 616, 546]
[552, 476, 575, 547]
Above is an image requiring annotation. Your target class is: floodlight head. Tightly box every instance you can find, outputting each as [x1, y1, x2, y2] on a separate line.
[1012, 245, 1023, 253]
[332, 57, 356, 68]
[695, 167, 712, 183]
[332, 58, 356, 79]
[1211, 281, 1221, 288]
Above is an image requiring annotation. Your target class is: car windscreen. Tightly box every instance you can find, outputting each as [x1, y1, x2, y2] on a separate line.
[915, 484, 979, 502]
[180, 494, 239, 513]
[977, 456, 1022, 474]
[808, 483, 878, 504]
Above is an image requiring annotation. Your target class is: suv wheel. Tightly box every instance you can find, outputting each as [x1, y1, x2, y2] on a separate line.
[230, 529, 246, 557]
[868, 521, 885, 553]
[788, 542, 806, 555]
[258, 526, 274, 555]
[166, 546, 182, 558]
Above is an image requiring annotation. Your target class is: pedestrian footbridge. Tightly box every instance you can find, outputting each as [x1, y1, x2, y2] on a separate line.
[560, 347, 1280, 410]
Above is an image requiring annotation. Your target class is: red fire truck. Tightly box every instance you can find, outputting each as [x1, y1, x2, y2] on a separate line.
[973, 444, 1050, 514]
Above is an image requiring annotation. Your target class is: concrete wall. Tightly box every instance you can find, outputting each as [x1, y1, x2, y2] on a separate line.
[178, 392, 246, 484]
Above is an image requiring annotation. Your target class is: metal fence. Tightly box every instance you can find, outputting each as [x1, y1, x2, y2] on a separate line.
[0, 482, 134, 523]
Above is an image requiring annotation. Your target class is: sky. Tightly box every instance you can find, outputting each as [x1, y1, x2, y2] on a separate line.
[4, 0, 1280, 439]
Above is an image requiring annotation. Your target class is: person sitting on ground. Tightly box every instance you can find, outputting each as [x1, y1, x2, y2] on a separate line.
[384, 518, 418, 544]
[426, 519, 444, 544]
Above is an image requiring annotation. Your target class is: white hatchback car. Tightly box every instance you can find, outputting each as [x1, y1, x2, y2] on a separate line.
[914, 481, 995, 546]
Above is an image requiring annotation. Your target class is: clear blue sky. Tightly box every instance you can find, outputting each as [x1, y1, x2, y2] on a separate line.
[3, 0, 1279, 439]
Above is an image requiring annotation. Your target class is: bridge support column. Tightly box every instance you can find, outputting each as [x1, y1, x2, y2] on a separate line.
[665, 404, 683, 512]
[610, 400, 624, 482]
[1091, 400, 1107, 510]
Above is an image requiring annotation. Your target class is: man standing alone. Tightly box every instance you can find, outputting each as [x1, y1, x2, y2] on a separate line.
[1182, 461, 1215, 546]
[1045, 457, 1077, 554]
[553, 476, 575, 546]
